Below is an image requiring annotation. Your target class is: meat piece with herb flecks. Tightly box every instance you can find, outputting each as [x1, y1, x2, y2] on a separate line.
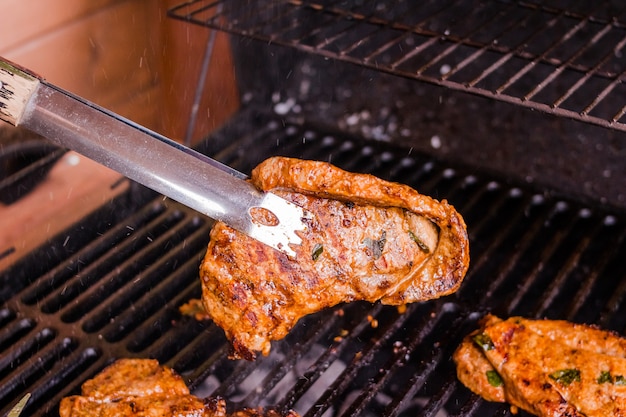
[200, 156, 469, 359]
[59, 358, 301, 417]
[59, 359, 227, 417]
[453, 314, 626, 416]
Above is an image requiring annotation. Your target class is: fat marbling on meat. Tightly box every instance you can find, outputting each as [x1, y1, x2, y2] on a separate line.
[200, 157, 470, 359]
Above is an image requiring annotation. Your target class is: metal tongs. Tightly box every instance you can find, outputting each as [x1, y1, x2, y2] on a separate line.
[0, 58, 308, 257]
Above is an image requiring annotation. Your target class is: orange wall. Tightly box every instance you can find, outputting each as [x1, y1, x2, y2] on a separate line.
[0, 0, 239, 142]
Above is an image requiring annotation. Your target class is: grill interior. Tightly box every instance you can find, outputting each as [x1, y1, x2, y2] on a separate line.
[2, 113, 625, 416]
[3, 0, 626, 416]
[169, 0, 626, 132]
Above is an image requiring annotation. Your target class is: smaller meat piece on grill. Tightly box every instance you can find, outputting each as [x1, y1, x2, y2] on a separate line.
[59, 358, 300, 417]
[453, 315, 626, 416]
[59, 358, 226, 417]
[200, 157, 469, 359]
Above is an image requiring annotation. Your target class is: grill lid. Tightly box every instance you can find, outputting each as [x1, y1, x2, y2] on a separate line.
[169, 0, 626, 134]
[1, 113, 624, 416]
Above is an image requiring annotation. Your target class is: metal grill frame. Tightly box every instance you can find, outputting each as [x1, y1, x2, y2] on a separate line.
[169, 0, 626, 133]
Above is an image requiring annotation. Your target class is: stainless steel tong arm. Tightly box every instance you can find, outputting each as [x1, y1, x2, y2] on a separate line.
[0, 58, 307, 257]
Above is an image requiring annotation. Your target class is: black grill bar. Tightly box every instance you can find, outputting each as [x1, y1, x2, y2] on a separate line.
[169, 0, 626, 133]
[436, 3, 538, 83]
[409, 3, 517, 77]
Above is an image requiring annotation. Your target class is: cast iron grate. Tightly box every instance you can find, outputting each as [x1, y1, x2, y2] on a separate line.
[169, 0, 626, 133]
[1, 113, 625, 416]
[0, 139, 66, 205]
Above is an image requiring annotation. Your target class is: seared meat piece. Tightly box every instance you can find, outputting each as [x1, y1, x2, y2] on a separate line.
[60, 358, 300, 417]
[453, 317, 506, 404]
[200, 157, 469, 359]
[59, 358, 226, 417]
[79, 357, 191, 401]
[453, 315, 626, 416]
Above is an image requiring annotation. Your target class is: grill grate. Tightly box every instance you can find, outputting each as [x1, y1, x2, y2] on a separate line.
[0, 138, 65, 205]
[1, 113, 625, 416]
[169, 0, 626, 133]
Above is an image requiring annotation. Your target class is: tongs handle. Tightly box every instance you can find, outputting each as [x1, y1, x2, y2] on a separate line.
[0, 58, 307, 257]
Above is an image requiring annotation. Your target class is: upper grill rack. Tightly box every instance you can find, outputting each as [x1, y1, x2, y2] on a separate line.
[169, 0, 626, 133]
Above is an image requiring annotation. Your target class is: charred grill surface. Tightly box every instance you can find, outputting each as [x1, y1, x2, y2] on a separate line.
[0, 115, 625, 417]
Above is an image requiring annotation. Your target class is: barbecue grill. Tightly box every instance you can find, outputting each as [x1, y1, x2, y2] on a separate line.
[1, 0, 625, 416]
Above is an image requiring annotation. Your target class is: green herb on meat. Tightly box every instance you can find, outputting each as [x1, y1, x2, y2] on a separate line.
[598, 371, 613, 384]
[408, 230, 430, 253]
[549, 369, 581, 386]
[472, 333, 495, 351]
[311, 243, 324, 261]
[486, 370, 503, 387]
[363, 231, 387, 259]
[615, 375, 626, 386]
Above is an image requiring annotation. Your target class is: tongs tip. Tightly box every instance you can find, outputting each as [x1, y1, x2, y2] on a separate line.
[246, 192, 312, 258]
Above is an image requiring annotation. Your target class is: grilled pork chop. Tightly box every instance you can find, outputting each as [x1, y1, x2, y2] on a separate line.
[59, 359, 225, 417]
[59, 358, 300, 417]
[200, 157, 469, 359]
[454, 315, 626, 416]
